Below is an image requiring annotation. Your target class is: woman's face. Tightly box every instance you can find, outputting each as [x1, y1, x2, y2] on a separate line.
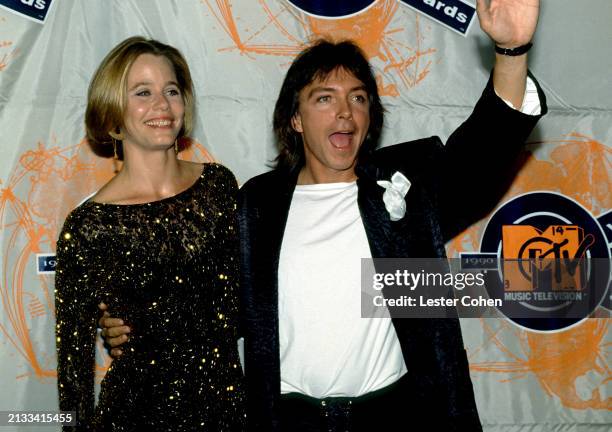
[120, 53, 185, 152]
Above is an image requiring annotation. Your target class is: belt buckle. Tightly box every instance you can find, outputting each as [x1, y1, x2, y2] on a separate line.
[320, 398, 352, 432]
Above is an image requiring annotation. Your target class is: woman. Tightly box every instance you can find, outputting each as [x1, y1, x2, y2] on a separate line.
[55, 37, 245, 431]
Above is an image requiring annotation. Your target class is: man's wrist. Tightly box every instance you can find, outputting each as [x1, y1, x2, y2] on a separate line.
[494, 43, 533, 57]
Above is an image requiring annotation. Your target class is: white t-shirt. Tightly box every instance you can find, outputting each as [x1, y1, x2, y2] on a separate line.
[278, 182, 407, 399]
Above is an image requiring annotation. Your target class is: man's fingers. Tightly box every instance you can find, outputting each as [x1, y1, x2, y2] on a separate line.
[101, 317, 125, 328]
[106, 326, 131, 339]
[98, 302, 108, 311]
[475, 0, 491, 25]
[108, 334, 129, 348]
[110, 348, 123, 358]
[98, 311, 111, 328]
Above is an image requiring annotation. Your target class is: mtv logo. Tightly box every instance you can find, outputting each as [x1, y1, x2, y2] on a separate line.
[501, 225, 591, 292]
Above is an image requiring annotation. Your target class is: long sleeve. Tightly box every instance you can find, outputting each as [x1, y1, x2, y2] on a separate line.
[55, 211, 99, 431]
[436, 71, 547, 242]
[211, 172, 242, 346]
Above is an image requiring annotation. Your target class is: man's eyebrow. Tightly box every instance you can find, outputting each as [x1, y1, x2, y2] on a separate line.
[307, 86, 334, 98]
[306, 85, 368, 98]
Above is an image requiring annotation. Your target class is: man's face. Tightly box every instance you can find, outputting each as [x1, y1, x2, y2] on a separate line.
[291, 68, 370, 184]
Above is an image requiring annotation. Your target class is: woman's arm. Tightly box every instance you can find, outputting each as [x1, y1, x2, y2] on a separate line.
[55, 211, 99, 430]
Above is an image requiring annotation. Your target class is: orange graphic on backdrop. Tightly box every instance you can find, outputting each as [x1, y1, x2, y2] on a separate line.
[0, 138, 214, 381]
[447, 133, 611, 411]
[469, 319, 610, 410]
[0, 16, 19, 71]
[203, 0, 437, 96]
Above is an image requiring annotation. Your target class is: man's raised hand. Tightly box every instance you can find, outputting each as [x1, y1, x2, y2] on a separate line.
[476, 0, 539, 48]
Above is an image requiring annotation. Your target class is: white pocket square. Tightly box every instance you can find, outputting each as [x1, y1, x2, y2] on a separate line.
[377, 172, 411, 221]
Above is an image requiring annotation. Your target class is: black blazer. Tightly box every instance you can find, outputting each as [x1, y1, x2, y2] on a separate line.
[238, 75, 547, 431]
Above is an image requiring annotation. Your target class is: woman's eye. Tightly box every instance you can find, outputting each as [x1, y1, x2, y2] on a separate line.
[136, 90, 150, 96]
[317, 95, 330, 103]
[167, 89, 180, 96]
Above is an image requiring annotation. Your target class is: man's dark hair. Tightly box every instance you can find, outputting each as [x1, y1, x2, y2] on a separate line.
[273, 39, 384, 172]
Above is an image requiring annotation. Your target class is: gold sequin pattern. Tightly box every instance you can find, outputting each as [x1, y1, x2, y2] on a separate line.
[55, 163, 246, 431]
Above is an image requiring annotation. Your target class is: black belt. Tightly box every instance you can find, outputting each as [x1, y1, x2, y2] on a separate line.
[279, 374, 408, 432]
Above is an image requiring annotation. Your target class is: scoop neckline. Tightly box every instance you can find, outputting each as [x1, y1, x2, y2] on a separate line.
[85, 163, 209, 207]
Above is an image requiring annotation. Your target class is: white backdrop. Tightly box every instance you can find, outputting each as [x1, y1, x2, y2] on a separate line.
[0, 1, 610, 430]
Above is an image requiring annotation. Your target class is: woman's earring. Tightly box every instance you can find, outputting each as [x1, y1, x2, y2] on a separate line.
[112, 138, 119, 161]
[174, 139, 179, 154]
[108, 128, 123, 173]
[110, 138, 120, 174]
[108, 127, 123, 141]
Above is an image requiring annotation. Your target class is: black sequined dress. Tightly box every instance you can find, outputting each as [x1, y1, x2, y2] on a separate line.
[55, 163, 246, 431]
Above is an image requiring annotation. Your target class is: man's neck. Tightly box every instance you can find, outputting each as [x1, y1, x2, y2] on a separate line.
[297, 167, 357, 185]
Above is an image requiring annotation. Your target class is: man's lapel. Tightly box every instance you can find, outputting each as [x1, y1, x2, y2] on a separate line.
[254, 169, 299, 323]
[356, 163, 396, 258]
[357, 161, 418, 259]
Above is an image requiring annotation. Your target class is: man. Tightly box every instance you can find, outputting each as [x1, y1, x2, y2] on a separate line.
[100, 1, 545, 430]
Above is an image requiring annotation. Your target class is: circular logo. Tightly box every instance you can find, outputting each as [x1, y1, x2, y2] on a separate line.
[479, 192, 610, 332]
[285, 0, 377, 19]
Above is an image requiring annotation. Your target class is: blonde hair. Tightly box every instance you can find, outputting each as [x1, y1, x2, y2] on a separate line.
[85, 36, 194, 148]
